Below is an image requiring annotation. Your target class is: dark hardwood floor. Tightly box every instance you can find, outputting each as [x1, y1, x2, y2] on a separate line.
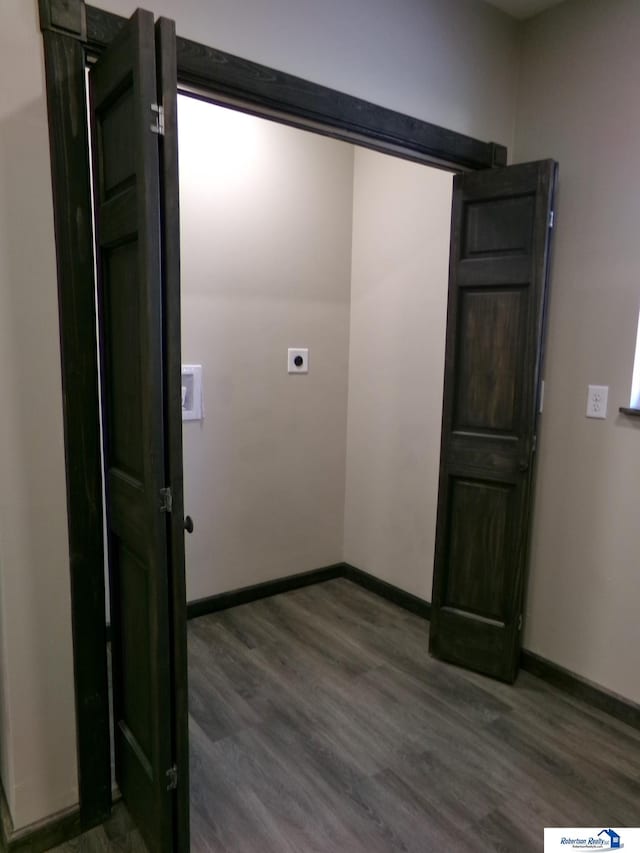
[48, 802, 146, 852]
[52, 578, 640, 851]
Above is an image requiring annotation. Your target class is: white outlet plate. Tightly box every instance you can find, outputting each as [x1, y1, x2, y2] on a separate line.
[288, 348, 309, 374]
[586, 384, 608, 419]
[182, 364, 203, 421]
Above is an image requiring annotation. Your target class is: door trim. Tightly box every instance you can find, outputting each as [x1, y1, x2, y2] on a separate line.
[39, 7, 111, 828]
[38, 0, 508, 834]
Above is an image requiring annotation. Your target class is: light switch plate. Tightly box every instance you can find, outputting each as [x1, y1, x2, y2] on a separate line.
[586, 384, 608, 419]
[288, 348, 309, 374]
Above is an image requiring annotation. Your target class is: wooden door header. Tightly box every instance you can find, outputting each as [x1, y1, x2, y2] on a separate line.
[39, 0, 508, 172]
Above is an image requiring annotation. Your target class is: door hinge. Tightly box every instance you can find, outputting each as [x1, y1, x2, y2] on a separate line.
[518, 614, 523, 631]
[160, 487, 173, 513]
[151, 103, 165, 136]
[166, 764, 178, 791]
[548, 210, 555, 229]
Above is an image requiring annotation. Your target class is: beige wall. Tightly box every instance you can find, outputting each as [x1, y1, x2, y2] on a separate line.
[94, 0, 520, 151]
[178, 111, 453, 606]
[0, 568, 9, 815]
[178, 98, 353, 600]
[0, 0, 78, 830]
[343, 150, 453, 599]
[515, 0, 640, 704]
[0, 0, 523, 830]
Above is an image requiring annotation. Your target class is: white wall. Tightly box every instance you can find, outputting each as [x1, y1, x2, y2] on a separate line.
[0, 0, 522, 830]
[0, 0, 78, 830]
[179, 99, 354, 600]
[343, 149, 453, 600]
[516, 0, 640, 704]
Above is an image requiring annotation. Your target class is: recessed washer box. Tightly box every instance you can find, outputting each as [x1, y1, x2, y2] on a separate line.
[288, 348, 309, 374]
[182, 364, 203, 421]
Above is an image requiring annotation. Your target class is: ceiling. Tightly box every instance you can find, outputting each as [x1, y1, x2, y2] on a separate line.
[482, 0, 566, 19]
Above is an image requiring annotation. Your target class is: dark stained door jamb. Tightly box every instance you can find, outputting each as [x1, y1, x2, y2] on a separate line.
[38, 0, 111, 830]
[38, 0, 509, 836]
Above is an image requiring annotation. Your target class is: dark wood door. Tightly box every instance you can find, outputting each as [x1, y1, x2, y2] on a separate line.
[430, 160, 557, 683]
[155, 15, 190, 853]
[90, 9, 186, 851]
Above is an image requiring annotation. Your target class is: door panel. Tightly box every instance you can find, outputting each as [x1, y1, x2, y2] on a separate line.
[463, 195, 535, 257]
[453, 286, 528, 433]
[90, 10, 179, 852]
[430, 160, 557, 684]
[444, 478, 513, 621]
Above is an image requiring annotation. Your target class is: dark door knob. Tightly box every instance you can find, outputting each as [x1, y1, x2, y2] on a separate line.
[184, 515, 194, 534]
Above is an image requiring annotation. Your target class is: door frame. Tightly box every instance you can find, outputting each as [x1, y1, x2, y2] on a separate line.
[38, 0, 508, 834]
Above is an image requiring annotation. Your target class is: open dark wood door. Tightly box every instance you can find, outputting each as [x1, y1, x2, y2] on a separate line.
[155, 15, 191, 853]
[90, 9, 188, 852]
[430, 160, 557, 683]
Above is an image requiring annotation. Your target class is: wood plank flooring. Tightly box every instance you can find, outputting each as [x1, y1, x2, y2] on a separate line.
[51, 578, 640, 851]
[187, 579, 640, 852]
